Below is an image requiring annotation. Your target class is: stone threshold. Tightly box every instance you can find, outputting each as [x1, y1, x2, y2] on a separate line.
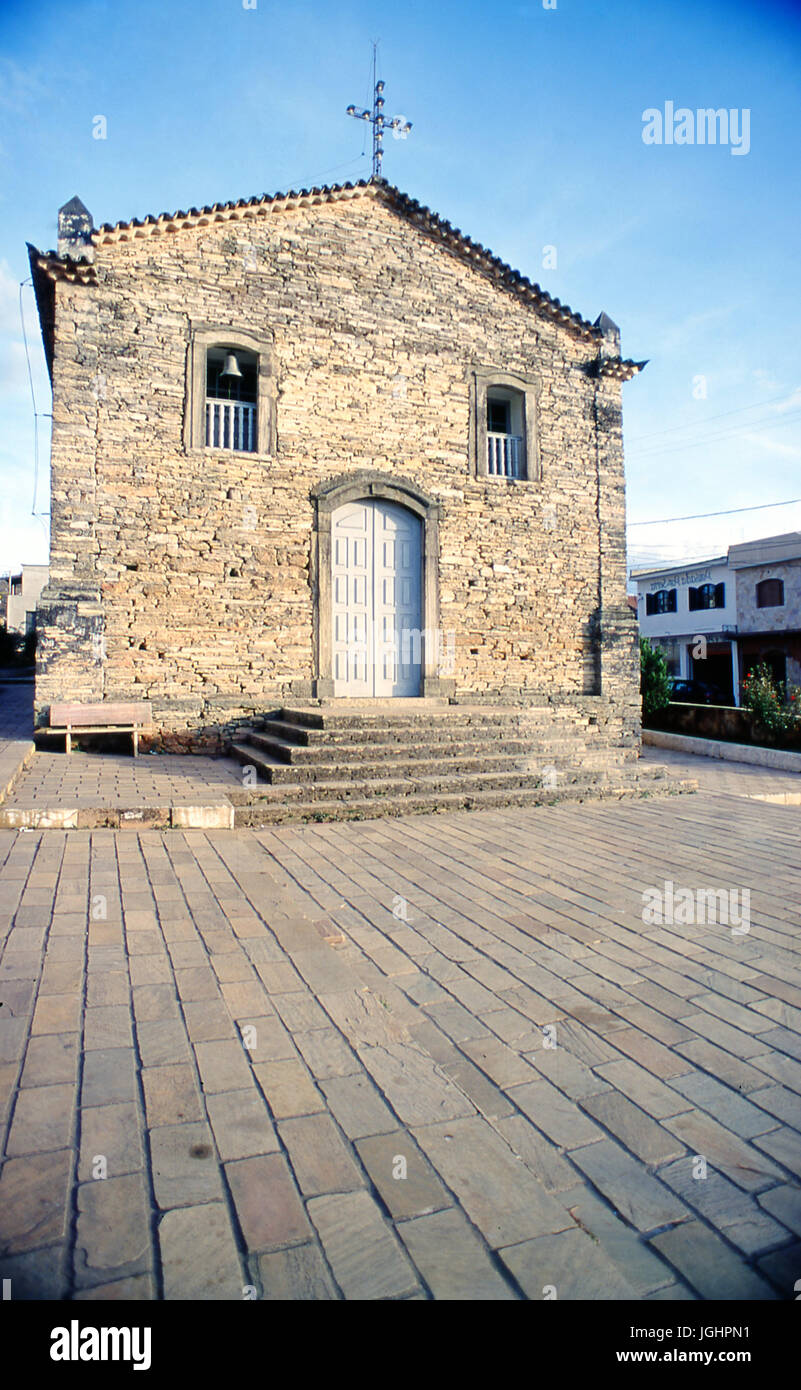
[0, 802, 234, 830]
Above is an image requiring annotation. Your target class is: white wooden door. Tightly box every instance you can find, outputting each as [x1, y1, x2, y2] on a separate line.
[331, 499, 422, 696]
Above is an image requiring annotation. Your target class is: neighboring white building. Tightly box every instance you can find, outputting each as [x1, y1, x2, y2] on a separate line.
[631, 530, 801, 705]
[4, 565, 50, 635]
[630, 555, 738, 703]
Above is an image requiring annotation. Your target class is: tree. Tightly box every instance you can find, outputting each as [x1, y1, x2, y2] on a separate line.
[640, 637, 672, 719]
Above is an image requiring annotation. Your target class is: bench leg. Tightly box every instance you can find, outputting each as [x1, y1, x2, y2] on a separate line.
[65, 729, 71, 755]
[133, 728, 139, 758]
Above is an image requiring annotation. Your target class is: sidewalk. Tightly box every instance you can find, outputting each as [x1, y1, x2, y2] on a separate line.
[0, 749, 242, 829]
[0, 680, 36, 807]
[0, 683, 243, 828]
[1, 789, 799, 1300]
[639, 746, 801, 803]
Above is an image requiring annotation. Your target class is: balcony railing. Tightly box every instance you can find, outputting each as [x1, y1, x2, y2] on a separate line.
[487, 432, 523, 478]
[205, 399, 257, 452]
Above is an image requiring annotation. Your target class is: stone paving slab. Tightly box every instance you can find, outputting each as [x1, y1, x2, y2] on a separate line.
[640, 746, 801, 802]
[0, 704, 243, 828]
[0, 681, 35, 810]
[0, 787, 800, 1299]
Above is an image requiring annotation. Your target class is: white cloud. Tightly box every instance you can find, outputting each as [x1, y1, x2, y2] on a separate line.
[0, 259, 20, 334]
[743, 431, 801, 460]
[0, 59, 46, 118]
[0, 339, 28, 396]
[656, 306, 735, 356]
[773, 386, 801, 414]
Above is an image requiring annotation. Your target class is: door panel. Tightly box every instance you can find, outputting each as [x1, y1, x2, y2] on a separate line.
[331, 499, 422, 696]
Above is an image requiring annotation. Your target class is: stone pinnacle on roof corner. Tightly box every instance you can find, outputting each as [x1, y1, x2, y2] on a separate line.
[594, 310, 620, 344]
[57, 195, 94, 262]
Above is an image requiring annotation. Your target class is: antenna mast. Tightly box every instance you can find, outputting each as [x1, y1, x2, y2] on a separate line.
[346, 42, 412, 179]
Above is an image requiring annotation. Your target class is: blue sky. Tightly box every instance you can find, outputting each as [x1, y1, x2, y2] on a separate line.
[1, 0, 799, 575]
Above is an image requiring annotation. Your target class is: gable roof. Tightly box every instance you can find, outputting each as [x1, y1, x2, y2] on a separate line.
[28, 178, 646, 379]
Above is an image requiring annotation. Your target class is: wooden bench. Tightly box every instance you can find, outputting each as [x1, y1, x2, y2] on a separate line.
[43, 702, 155, 756]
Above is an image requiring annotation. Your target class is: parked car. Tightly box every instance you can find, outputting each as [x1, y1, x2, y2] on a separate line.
[669, 677, 725, 705]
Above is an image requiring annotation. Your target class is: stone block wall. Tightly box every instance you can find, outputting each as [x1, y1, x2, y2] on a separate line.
[33, 184, 640, 750]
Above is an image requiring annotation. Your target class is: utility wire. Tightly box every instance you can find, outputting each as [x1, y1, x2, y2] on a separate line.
[18, 277, 49, 519]
[629, 496, 801, 527]
[274, 152, 369, 193]
[629, 539, 801, 571]
[626, 390, 799, 444]
[627, 408, 801, 461]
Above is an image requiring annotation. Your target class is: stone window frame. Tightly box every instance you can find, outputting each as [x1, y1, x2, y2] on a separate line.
[469, 368, 541, 482]
[309, 470, 451, 699]
[184, 323, 276, 456]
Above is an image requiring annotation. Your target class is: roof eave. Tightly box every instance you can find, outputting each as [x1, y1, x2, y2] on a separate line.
[87, 177, 610, 344]
[26, 243, 56, 383]
[30, 178, 645, 357]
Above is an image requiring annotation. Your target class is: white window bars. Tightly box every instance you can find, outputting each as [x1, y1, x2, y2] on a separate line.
[205, 399, 257, 452]
[487, 432, 523, 478]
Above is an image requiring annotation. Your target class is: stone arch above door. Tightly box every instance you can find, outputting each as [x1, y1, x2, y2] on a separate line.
[311, 471, 449, 698]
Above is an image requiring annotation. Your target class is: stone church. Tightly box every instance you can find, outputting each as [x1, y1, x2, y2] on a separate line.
[28, 179, 646, 805]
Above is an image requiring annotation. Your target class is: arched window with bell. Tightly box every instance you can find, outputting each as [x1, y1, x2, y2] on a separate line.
[184, 325, 276, 456]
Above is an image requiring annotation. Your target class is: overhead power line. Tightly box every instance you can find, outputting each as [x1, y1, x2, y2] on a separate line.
[627, 408, 801, 461]
[628, 496, 801, 527]
[626, 390, 799, 445]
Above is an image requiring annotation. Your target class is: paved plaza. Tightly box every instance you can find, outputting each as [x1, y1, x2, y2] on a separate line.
[0, 758, 800, 1299]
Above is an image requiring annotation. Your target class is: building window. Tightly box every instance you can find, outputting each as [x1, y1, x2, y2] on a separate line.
[184, 325, 276, 455]
[471, 370, 540, 482]
[689, 582, 725, 611]
[205, 347, 258, 452]
[486, 388, 525, 478]
[756, 577, 784, 608]
[10, 576, 22, 596]
[24, 611, 36, 634]
[645, 589, 677, 616]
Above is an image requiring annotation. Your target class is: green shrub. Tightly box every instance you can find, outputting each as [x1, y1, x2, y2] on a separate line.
[741, 663, 798, 742]
[640, 637, 672, 719]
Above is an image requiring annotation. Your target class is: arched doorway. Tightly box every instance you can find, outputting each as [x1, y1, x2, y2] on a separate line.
[331, 499, 422, 696]
[311, 471, 446, 699]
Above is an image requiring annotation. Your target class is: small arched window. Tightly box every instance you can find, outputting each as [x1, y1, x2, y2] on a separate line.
[184, 325, 275, 455]
[756, 577, 784, 608]
[689, 582, 725, 611]
[486, 387, 525, 478]
[205, 346, 258, 452]
[645, 589, 677, 616]
[471, 370, 540, 482]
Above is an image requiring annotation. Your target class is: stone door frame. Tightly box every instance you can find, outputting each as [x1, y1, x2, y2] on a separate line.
[311, 471, 450, 698]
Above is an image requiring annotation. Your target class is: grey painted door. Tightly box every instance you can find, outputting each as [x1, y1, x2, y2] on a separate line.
[331, 499, 422, 696]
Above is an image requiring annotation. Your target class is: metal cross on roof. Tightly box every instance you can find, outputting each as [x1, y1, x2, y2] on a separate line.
[346, 53, 412, 180]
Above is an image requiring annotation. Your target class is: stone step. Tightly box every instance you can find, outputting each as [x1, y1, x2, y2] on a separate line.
[255, 716, 605, 752]
[233, 777, 698, 826]
[272, 705, 562, 733]
[286, 696, 453, 711]
[246, 728, 585, 767]
[232, 742, 592, 785]
[638, 761, 681, 780]
[229, 748, 610, 801]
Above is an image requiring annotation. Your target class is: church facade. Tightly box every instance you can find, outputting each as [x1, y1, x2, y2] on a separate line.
[29, 180, 643, 757]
